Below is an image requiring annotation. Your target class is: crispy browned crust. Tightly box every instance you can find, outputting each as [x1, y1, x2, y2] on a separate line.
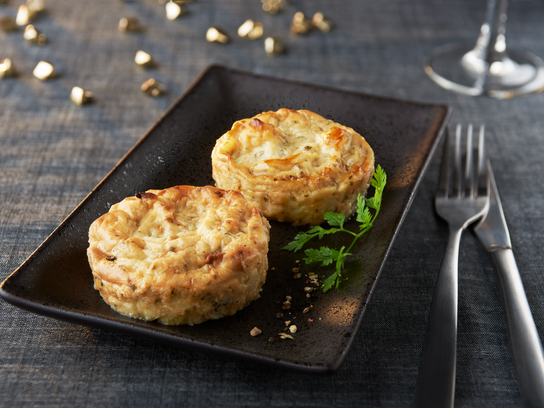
[87, 185, 270, 325]
[211, 109, 375, 225]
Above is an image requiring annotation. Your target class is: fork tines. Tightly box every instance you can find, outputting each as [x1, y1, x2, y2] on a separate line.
[438, 124, 487, 200]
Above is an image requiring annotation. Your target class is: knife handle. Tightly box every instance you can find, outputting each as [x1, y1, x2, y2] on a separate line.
[489, 248, 544, 408]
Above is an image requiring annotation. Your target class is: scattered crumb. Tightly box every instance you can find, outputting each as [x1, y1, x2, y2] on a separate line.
[269, 264, 322, 339]
[308, 272, 319, 285]
[250, 327, 262, 337]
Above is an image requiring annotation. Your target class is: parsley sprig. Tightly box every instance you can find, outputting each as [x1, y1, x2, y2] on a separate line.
[282, 165, 387, 292]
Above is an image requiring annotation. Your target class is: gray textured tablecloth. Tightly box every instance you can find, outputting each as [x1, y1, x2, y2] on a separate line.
[1, 0, 544, 406]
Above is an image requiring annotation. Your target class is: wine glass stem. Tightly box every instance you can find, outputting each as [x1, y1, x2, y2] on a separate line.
[476, 0, 509, 65]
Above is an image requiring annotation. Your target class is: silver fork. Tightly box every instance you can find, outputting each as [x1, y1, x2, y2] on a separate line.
[416, 124, 490, 408]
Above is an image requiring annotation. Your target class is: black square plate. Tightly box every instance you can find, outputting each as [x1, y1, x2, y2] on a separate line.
[0, 65, 451, 373]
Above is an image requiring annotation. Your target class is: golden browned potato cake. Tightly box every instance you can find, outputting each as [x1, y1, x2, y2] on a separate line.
[211, 108, 375, 225]
[87, 185, 270, 325]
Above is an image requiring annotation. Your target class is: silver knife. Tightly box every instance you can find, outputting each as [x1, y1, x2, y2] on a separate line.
[474, 162, 544, 408]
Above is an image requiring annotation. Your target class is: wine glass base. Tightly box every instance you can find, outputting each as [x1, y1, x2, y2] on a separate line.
[425, 43, 544, 99]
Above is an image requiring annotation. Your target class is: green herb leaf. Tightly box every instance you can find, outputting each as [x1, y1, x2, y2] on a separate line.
[321, 273, 337, 293]
[358, 206, 372, 230]
[366, 196, 377, 210]
[303, 247, 335, 266]
[308, 225, 340, 239]
[323, 211, 345, 229]
[371, 164, 386, 209]
[356, 194, 366, 222]
[281, 225, 340, 252]
[334, 246, 347, 289]
[281, 231, 314, 252]
[282, 165, 387, 293]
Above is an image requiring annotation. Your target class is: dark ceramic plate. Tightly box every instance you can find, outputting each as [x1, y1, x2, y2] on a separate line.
[0, 65, 451, 373]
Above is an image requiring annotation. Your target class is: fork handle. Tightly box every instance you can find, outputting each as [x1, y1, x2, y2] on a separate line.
[488, 248, 544, 408]
[416, 227, 462, 408]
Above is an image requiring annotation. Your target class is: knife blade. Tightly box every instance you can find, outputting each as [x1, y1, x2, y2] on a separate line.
[474, 162, 544, 408]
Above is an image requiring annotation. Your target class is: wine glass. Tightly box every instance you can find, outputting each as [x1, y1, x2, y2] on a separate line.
[425, 0, 544, 99]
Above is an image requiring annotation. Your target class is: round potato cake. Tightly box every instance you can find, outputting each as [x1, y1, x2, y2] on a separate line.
[211, 108, 375, 226]
[87, 185, 270, 326]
